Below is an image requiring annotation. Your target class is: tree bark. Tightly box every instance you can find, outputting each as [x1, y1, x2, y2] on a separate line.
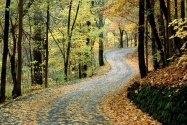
[98, 13, 104, 66]
[124, 30, 128, 47]
[166, 0, 172, 58]
[119, 27, 124, 48]
[44, 2, 49, 88]
[138, 0, 147, 78]
[151, 0, 159, 70]
[181, 0, 185, 21]
[10, 19, 18, 98]
[65, 0, 80, 80]
[146, 0, 166, 67]
[0, 0, 11, 103]
[16, 0, 23, 97]
[33, 11, 43, 85]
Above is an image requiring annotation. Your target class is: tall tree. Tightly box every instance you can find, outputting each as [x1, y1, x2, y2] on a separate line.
[16, 0, 23, 97]
[181, 0, 185, 21]
[65, 0, 81, 80]
[138, 0, 147, 78]
[119, 25, 124, 48]
[10, 18, 18, 98]
[33, 10, 43, 85]
[44, 1, 50, 88]
[91, 0, 105, 66]
[147, 0, 166, 67]
[98, 13, 105, 66]
[0, 0, 11, 103]
[166, 0, 172, 58]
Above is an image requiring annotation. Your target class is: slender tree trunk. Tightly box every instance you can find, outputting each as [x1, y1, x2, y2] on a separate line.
[145, 9, 149, 74]
[166, 0, 172, 59]
[119, 27, 124, 48]
[124, 30, 128, 47]
[29, 17, 34, 84]
[16, 0, 23, 97]
[159, 11, 167, 64]
[10, 19, 18, 98]
[0, 0, 11, 103]
[175, 0, 178, 19]
[186, 0, 187, 18]
[151, 0, 159, 70]
[138, 0, 147, 78]
[44, 2, 49, 88]
[181, 0, 185, 21]
[131, 35, 133, 47]
[160, 0, 182, 55]
[134, 33, 138, 46]
[99, 14, 104, 66]
[65, 0, 80, 80]
[146, 0, 166, 67]
[65, 0, 72, 80]
[33, 11, 43, 85]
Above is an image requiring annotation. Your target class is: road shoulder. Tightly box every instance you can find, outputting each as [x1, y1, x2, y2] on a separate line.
[102, 49, 161, 125]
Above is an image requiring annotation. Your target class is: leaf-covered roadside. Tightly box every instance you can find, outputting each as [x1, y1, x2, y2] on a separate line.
[102, 55, 161, 125]
[102, 77, 161, 125]
[126, 57, 187, 124]
[102, 51, 187, 124]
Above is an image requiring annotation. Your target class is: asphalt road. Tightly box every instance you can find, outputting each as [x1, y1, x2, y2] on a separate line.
[0, 48, 137, 125]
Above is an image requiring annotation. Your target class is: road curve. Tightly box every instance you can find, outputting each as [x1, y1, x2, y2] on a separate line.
[0, 48, 137, 125]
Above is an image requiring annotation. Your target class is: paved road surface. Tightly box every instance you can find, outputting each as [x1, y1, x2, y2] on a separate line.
[0, 48, 137, 125]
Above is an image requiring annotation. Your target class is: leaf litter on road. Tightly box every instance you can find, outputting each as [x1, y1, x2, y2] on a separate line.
[0, 48, 161, 125]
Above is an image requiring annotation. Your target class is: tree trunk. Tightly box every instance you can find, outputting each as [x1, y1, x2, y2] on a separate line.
[119, 27, 124, 48]
[160, 0, 182, 56]
[146, 0, 166, 67]
[124, 30, 128, 47]
[175, 0, 178, 19]
[33, 11, 43, 85]
[65, 0, 80, 80]
[44, 2, 49, 88]
[10, 19, 18, 98]
[145, 9, 148, 74]
[138, 0, 147, 78]
[0, 0, 11, 103]
[181, 0, 185, 21]
[28, 17, 34, 84]
[134, 33, 138, 46]
[16, 0, 23, 97]
[99, 14, 104, 66]
[151, 0, 159, 70]
[166, 0, 172, 58]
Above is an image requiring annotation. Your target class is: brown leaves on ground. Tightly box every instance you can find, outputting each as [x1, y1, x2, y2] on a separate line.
[102, 51, 161, 125]
[140, 58, 187, 86]
[102, 50, 187, 125]
[102, 74, 161, 125]
[0, 82, 90, 124]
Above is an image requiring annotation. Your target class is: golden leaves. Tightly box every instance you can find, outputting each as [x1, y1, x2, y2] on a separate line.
[103, 87, 161, 125]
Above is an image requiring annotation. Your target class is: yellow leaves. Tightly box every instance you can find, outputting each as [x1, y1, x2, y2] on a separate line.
[103, 0, 126, 16]
[125, 23, 137, 31]
[177, 54, 187, 67]
[169, 18, 187, 39]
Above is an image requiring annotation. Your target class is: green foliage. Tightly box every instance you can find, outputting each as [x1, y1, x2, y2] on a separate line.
[127, 82, 187, 125]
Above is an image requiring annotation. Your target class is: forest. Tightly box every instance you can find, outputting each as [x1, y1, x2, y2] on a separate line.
[0, 0, 187, 124]
[0, 0, 138, 103]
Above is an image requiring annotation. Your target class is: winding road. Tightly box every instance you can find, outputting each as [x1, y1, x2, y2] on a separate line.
[0, 48, 137, 125]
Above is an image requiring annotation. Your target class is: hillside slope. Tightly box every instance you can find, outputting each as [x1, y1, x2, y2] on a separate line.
[103, 51, 187, 125]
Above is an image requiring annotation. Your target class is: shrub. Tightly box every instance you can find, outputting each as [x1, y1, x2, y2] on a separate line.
[127, 82, 187, 125]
